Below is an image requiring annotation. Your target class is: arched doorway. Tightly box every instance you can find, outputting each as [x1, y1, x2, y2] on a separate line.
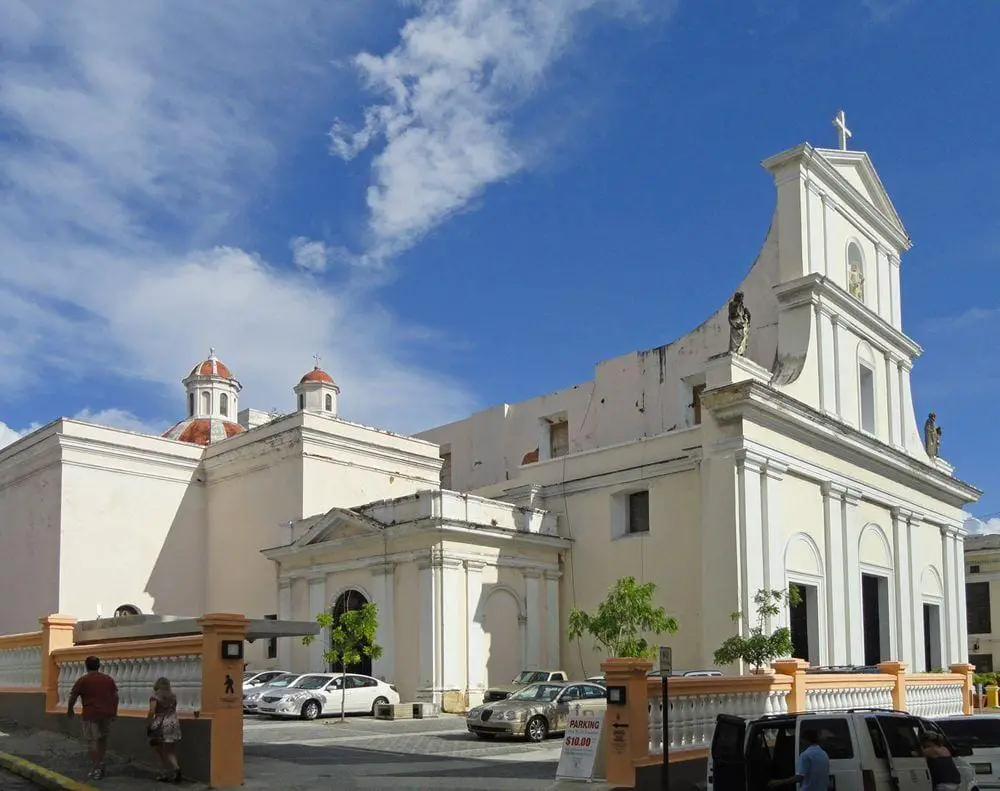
[329, 589, 372, 676]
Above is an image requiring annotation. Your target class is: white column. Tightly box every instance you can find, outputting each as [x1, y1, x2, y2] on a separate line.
[370, 564, 396, 682]
[545, 571, 561, 667]
[907, 512, 925, 669]
[831, 316, 844, 418]
[418, 551, 465, 706]
[465, 561, 486, 696]
[814, 304, 827, 414]
[884, 353, 897, 447]
[823, 483, 848, 664]
[417, 557, 439, 699]
[524, 570, 543, 669]
[762, 460, 787, 628]
[946, 528, 965, 663]
[940, 527, 956, 665]
[842, 489, 865, 665]
[820, 193, 831, 277]
[875, 244, 889, 322]
[307, 576, 327, 672]
[896, 363, 907, 449]
[891, 508, 914, 667]
[956, 530, 970, 659]
[889, 255, 902, 328]
[736, 452, 767, 632]
[278, 579, 293, 670]
[440, 556, 466, 698]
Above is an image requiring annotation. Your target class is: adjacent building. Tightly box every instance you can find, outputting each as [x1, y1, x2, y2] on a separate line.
[964, 535, 1000, 672]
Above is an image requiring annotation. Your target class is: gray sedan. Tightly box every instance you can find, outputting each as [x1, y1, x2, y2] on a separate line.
[466, 682, 607, 742]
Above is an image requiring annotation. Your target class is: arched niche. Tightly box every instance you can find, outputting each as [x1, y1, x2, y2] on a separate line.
[859, 523, 892, 569]
[328, 588, 373, 677]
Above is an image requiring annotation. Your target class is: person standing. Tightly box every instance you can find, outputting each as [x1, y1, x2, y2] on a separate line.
[769, 728, 830, 791]
[146, 677, 183, 783]
[67, 656, 119, 780]
[919, 732, 962, 791]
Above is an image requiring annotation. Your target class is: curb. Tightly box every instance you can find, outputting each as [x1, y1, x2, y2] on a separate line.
[0, 750, 96, 791]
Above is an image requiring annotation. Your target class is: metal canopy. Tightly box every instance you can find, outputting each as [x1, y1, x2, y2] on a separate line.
[73, 614, 319, 645]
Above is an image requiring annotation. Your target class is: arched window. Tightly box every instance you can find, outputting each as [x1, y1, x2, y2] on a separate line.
[114, 604, 141, 618]
[325, 394, 333, 411]
[298, 393, 305, 411]
[857, 342, 877, 434]
[220, 393, 229, 417]
[201, 391, 211, 415]
[847, 241, 865, 302]
[188, 393, 194, 417]
[329, 590, 372, 676]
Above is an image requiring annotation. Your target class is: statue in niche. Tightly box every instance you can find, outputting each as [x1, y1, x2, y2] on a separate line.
[924, 412, 941, 458]
[848, 261, 865, 301]
[728, 291, 751, 356]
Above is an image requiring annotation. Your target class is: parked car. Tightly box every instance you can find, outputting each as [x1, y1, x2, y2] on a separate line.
[257, 673, 400, 720]
[467, 681, 606, 742]
[709, 709, 979, 791]
[483, 669, 569, 703]
[242, 672, 305, 713]
[935, 714, 1000, 788]
[243, 670, 289, 688]
[586, 669, 722, 684]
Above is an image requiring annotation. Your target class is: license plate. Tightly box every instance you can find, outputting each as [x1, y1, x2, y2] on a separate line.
[972, 763, 992, 774]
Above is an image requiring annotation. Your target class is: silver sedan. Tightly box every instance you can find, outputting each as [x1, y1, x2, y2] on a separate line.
[466, 682, 607, 742]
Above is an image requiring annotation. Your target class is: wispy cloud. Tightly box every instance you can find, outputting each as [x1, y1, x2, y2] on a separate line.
[860, 0, 916, 24]
[331, 0, 665, 260]
[0, 1, 480, 433]
[966, 516, 1000, 536]
[0, 407, 162, 450]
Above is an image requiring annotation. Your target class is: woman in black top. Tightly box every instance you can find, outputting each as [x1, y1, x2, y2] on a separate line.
[919, 732, 962, 791]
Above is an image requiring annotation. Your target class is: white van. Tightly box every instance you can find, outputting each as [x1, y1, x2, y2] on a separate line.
[708, 709, 978, 791]
[935, 714, 1000, 789]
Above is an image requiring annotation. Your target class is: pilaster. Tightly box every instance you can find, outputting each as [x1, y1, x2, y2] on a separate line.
[277, 580, 292, 671]
[306, 575, 327, 672]
[822, 483, 848, 663]
[890, 507, 914, 668]
[417, 550, 466, 708]
[903, 510, 924, 668]
[836, 485, 864, 664]
[523, 570, 543, 668]
[370, 563, 396, 682]
[874, 243, 890, 323]
[896, 362, 907, 450]
[736, 451, 767, 632]
[942, 526, 964, 664]
[762, 460, 787, 628]
[39, 615, 76, 712]
[831, 315, 844, 418]
[545, 570, 562, 667]
[465, 560, 487, 695]
[889, 255, 902, 328]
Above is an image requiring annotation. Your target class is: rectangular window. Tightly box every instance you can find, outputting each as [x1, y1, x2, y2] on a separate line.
[970, 565, 981, 574]
[969, 653, 994, 674]
[859, 363, 876, 433]
[692, 383, 706, 425]
[440, 451, 452, 489]
[875, 716, 923, 758]
[549, 420, 569, 458]
[967, 581, 992, 634]
[804, 718, 854, 759]
[627, 491, 650, 534]
[265, 614, 277, 660]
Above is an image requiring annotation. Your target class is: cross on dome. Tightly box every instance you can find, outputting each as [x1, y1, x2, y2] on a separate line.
[209, 347, 217, 359]
[833, 109, 852, 151]
[312, 353, 322, 369]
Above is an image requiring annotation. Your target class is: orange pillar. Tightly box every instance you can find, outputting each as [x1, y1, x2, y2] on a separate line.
[773, 658, 809, 713]
[198, 614, 248, 789]
[39, 615, 76, 712]
[600, 658, 653, 788]
[950, 663, 975, 715]
[877, 661, 908, 711]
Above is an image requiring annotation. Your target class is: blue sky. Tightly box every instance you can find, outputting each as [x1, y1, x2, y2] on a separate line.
[1, 1, 998, 517]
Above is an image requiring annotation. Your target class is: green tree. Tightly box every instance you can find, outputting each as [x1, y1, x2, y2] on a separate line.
[713, 587, 801, 673]
[302, 602, 382, 722]
[567, 576, 679, 660]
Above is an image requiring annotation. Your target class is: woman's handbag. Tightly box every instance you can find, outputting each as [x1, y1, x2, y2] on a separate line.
[147, 715, 164, 740]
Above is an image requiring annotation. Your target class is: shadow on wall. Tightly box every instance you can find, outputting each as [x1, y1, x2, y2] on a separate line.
[145, 478, 207, 616]
[478, 584, 525, 688]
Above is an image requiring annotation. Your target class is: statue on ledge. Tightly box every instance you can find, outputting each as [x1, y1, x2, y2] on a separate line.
[848, 261, 865, 301]
[728, 291, 751, 356]
[924, 412, 941, 458]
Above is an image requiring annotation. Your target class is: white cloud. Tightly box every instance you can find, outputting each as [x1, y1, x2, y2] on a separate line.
[966, 517, 1000, 536]
[332, 0, 662, 259]
[290, 237, 331, 273]
[0, 1, 479, 434]
[0, 423, 20, 450]
[0, 408, 160, 450]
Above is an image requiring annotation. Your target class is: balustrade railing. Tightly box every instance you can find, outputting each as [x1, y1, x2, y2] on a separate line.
[0, 635, 43, 690]
[905, 678, 965, 718]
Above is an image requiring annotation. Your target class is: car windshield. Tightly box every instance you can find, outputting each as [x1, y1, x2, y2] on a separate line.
[242, 672, 253, 680]
[514, 671, 550, 684]
[937, 718, 1000, 749]
[266, 674, 297, 687]
[290, 676, 330, 690]
[509, 684, 562, 702]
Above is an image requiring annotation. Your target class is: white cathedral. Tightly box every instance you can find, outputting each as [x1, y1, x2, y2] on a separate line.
[0, 115, 981, 711]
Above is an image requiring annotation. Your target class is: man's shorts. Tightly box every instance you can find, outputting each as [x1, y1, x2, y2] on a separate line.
[81, 718, 112, 741]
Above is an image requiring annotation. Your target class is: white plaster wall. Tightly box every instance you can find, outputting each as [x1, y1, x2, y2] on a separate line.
[0, 436, 61, 633]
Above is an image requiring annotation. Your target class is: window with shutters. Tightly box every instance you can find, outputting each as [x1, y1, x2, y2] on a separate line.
[627, 491, 650, 534]
[967, 581, 992, 635]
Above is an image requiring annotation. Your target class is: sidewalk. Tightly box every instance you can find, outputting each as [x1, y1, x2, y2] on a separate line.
[0, 718, 208, 790]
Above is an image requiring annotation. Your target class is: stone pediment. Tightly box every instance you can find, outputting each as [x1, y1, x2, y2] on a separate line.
[814, 148, 908, 238]
[292, 507, 385, 548]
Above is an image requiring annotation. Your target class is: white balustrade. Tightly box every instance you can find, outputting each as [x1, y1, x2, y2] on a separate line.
[905, 682, 964, 718]
[0, 645, 42, 689]
[806, 685, 893, 712]
[55, 654, 202, 713]
[648, 687, 791, 755]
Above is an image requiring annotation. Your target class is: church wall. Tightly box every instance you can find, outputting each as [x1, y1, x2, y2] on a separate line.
[54, 424, 206, 624]
[0, 434, 62, 634]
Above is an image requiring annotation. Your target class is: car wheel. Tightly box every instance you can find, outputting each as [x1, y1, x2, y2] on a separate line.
[301, 700, 321, 721]
[525, 716, 549, 743]
[371, 696, 389, 715]
[476, 733, 496, 740]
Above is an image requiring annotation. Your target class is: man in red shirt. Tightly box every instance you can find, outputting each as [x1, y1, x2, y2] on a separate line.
[67, 656, 119, 780]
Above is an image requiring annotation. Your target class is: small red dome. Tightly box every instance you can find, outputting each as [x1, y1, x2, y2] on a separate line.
[187, 350, 235, 380]
[161, 417, 245, 446]
[300, 366, 335, 385]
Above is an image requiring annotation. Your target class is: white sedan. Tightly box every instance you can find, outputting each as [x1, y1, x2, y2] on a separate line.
[257, 673, 400, 720]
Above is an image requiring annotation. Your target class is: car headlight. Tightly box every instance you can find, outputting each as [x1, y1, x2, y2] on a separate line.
[468, 707, 482, 718]
[503, 710, 522, 721]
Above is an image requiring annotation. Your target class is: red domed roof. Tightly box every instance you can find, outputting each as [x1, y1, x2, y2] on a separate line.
[187, 349, 235, 380]
[300, 366, 336, 385]
[161, 417, 246, 446]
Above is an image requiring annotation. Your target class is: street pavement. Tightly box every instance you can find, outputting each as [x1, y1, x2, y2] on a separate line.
[0, 767, 37, 790]
[241, 712, 576, 790]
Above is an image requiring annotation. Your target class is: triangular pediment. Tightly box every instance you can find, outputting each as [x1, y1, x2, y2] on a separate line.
[292, 507, 385, 548]
[814, 148, 908, 238]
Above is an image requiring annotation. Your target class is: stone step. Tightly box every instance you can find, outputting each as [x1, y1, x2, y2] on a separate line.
[374, 702, 441, 720]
